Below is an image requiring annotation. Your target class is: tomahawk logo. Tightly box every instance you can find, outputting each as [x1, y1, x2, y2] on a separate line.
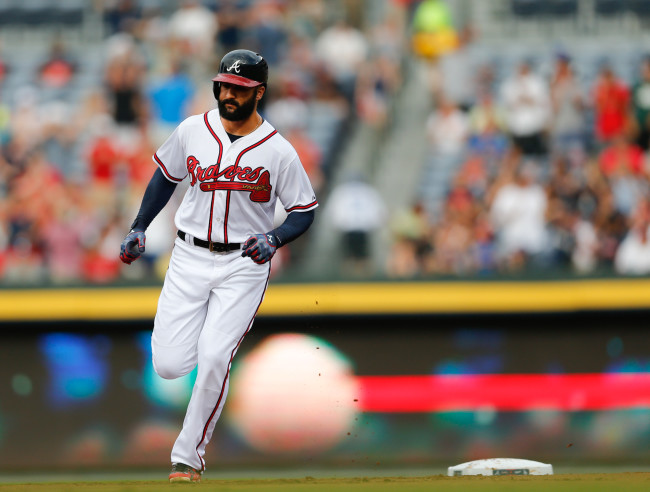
[227, 60, 241, 73]
[200, 170, 272, 202]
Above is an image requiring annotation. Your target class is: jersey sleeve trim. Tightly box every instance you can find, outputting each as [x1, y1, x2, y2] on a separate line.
[153, 153, 184, 183]
[285, 199, 319, 213]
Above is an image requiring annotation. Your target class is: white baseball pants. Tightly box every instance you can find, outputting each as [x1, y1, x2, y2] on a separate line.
[151, 237, 271, 471]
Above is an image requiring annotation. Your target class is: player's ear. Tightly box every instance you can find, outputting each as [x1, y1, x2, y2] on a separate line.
[256, 85, 266, 101]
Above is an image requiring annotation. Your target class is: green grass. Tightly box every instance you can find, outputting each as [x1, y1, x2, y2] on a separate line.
[1, 474, 649, 492]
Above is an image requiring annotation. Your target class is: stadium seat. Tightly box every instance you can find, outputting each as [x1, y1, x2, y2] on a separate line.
[627, 0, 650, 18]
[544, 0, 579, 35]
[546, 0, 579, 17]
[19, 0, 55, 27]
[594, 0, 625, 15]
[511, 0, 544, 17]
[0, 0, 21, 28]
[54, 0, 85, 27]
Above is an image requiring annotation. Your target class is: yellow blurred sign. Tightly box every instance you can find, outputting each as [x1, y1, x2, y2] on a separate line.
[1, 279, 649, 321]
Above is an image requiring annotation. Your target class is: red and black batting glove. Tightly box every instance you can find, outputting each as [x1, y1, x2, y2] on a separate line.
[119, 230, 146, 264]
[241, 233, 277, 264]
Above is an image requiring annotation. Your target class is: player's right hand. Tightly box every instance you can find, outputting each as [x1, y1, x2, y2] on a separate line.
[119, 230, 146, 264]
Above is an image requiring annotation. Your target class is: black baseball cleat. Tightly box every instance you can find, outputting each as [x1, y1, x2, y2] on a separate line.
[169, 462, 201, 483]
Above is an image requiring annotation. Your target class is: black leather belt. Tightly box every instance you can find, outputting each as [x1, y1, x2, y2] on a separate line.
[177, 230, 241, 253]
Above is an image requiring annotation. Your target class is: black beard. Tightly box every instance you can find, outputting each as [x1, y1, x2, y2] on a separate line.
[218, 91, 257, 121]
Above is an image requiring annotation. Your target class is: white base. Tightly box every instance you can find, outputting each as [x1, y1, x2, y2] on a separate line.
[448, 458, 553, 476]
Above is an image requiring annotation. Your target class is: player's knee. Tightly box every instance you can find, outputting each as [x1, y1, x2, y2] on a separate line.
[152, 347, 195, 380]
[153, 357, 181, 379]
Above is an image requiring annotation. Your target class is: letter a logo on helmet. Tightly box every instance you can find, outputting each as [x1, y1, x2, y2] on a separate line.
[227, 60, 241, 73]
[212, 49, 268, 89]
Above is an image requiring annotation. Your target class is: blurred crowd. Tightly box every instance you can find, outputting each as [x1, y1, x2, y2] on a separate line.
[2, 0, 649, 285]
[0, 0, 406, 285]
[388, 21, 650, 278]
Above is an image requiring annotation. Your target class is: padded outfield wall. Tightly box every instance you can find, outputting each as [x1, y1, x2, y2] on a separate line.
[0, 280, 649, 469]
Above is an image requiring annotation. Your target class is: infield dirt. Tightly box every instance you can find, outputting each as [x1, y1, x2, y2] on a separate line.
[0, 473, 649, 491]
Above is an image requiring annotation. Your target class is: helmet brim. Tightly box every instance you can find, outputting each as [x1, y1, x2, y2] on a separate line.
[212, 73, 263, 88]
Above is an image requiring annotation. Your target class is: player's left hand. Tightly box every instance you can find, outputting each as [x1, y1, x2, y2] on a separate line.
[241, 233, 277, 264]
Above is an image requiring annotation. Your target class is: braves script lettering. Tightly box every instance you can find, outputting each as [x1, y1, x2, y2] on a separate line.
[186, 155, 271, 202]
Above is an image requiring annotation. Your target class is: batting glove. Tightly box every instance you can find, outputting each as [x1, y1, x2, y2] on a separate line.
[119, 230, 146, 264]
[241, 233, 277, 264]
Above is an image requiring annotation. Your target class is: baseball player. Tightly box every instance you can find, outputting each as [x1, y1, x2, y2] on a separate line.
[119, 49, 318, 483]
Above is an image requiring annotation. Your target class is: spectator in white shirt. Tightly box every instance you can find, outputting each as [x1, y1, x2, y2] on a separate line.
[500, 60, 551, 157]
[426, 96, 470, 157]
[314, 19, 369, 102]
[614, 201, 650, 275]
[326, 175, 387, 275]
[490, 161, 549, 263]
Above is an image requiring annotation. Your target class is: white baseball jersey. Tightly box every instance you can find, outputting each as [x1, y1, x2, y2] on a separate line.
[153, 109, 318, 243]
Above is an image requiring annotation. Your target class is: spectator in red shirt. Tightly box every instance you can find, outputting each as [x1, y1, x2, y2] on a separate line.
[599, 135, 646, 217]
[38, 39, 77, 89]
[598, 134, 644, 177]
[88, 134, 120, 184]
[593, 65, 630, 144]
[0, 55, 8, 86]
